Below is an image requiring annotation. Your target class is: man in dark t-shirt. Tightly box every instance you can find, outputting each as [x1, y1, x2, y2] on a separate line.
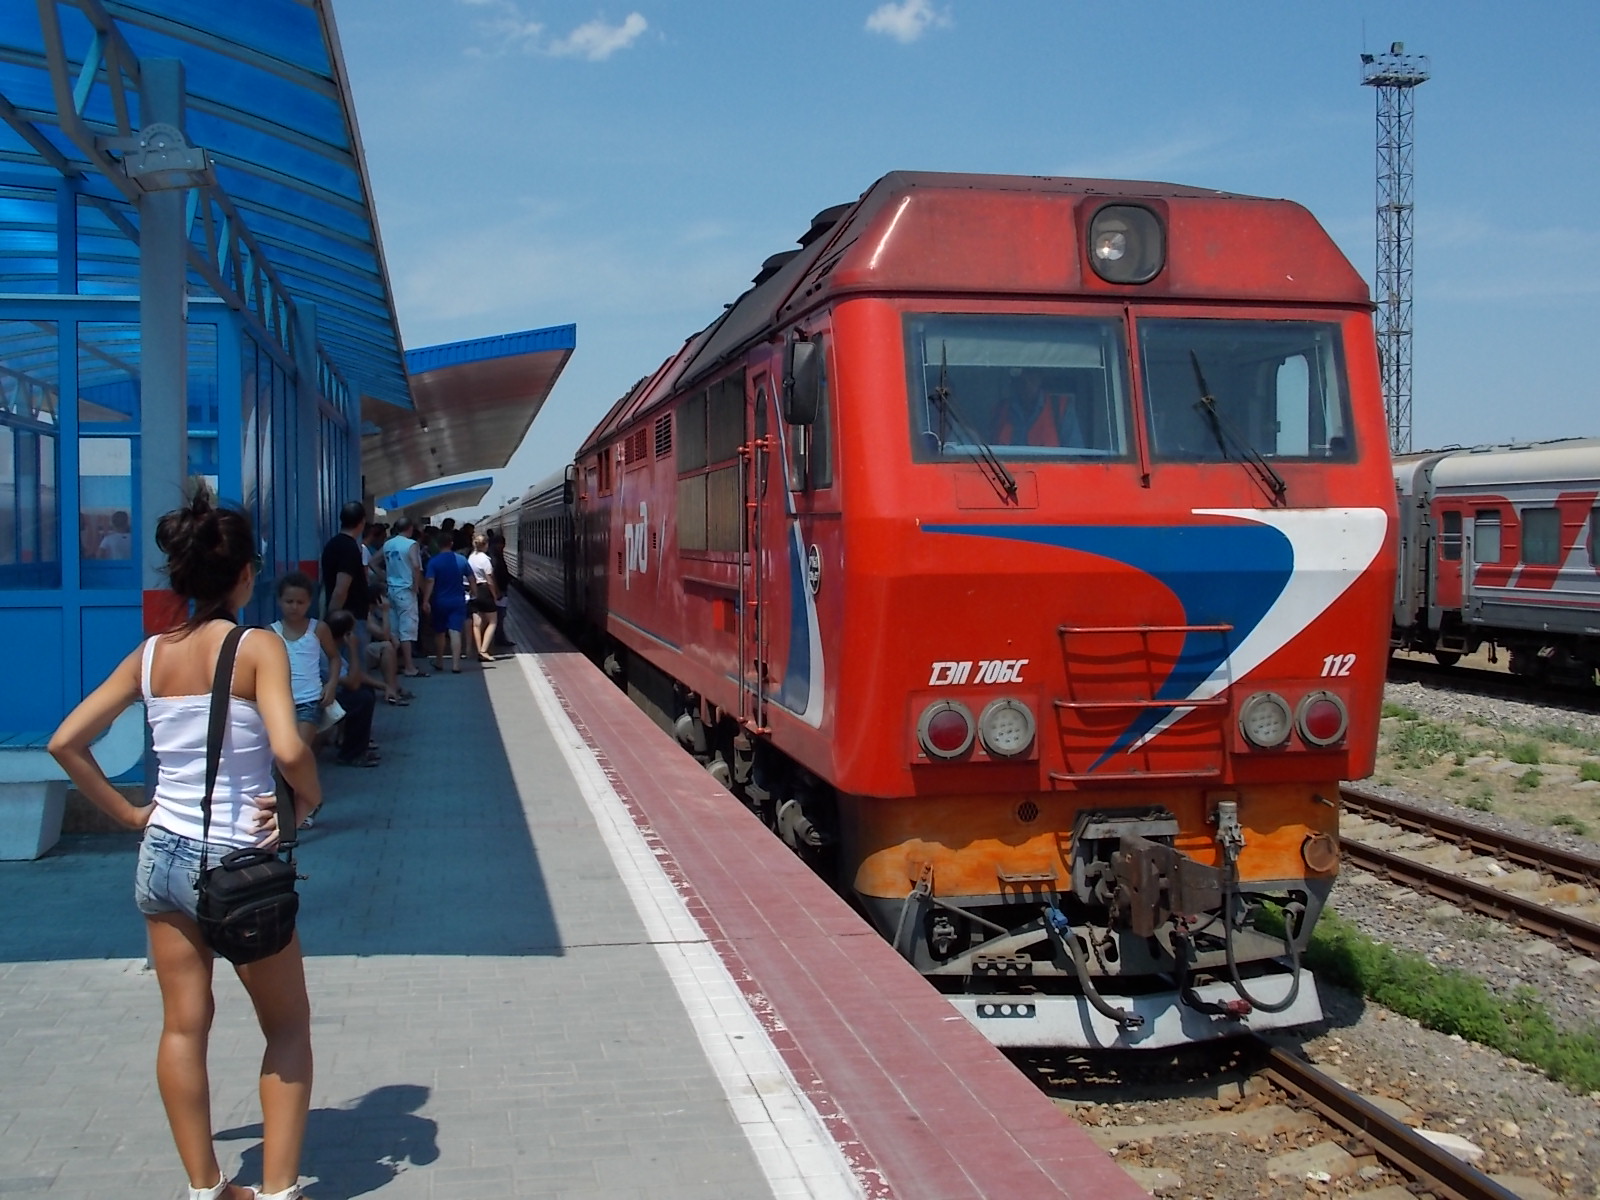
[321, 501, 371, 621]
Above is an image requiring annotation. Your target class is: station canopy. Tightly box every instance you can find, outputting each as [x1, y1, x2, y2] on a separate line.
[362, 324, 576, 502]
[1, 3, 573, 497]
[0, 1, 411, 406]
[375, 475, 494, 523]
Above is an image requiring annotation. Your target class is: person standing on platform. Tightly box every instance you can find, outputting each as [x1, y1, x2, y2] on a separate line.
[421, 531, 473, 673]
[319, 502, 372, 680]
[488, 529, 515, 650]
[271, 571, 341, 745]
[466, 532, 499, 663]
[47, 490, 321, 1200]
[381, 518, 426, 679]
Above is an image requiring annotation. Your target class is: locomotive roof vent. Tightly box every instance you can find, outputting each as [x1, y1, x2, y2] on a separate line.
[1086, 203, 1165, 285]
[798, 202, 852, 247]
[752, 250, 801, 286]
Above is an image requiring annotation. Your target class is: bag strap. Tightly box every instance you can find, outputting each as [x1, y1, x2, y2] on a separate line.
[198, 625, 249, 882]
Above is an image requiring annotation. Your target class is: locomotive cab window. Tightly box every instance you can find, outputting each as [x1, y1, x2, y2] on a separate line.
[905, 314, 1132, 462]
[1473, 509, 1502, 563]
[1522, 507, 1561, 566]
[1139, 319, 1353, 462]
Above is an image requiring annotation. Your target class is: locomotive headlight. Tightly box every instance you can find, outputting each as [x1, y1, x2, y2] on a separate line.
[979, 699, 1035, 758]
[1238, 691, 1293, 748]
[1093, 229, 1128, 262]
[1086, 204, 1164, 284]
[918, 701, 976, 759]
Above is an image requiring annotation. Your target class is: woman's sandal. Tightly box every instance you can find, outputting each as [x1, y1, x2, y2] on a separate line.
[384, 694, 409, 706]
[188, 1179, 252, 1200]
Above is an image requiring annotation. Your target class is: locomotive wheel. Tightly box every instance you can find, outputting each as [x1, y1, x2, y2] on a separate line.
[1432, 650, 1461, 668]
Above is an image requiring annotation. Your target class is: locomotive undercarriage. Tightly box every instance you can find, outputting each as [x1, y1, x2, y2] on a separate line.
[607, 644, 1326, 1048]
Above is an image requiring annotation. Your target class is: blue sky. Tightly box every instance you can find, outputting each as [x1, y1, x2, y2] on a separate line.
[332, 0, 1600, 512]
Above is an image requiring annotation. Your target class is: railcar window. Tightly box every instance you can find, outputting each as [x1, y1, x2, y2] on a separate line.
[787, 335, 833, 490]
[1473, 509, 1502, 563]
[1139, 320, 1353, 461]
[1522, 507, 1561, 566]
[1441, 510, 1462, 561]
[904, 315, 1132, 462]
[1591, 509, 1599, 567]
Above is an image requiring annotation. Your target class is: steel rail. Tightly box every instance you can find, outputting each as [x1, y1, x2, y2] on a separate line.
[1257, 1043, 1521, 1200]
[1340, 784, 1600, 887]
[1336, 835, 1600, 959]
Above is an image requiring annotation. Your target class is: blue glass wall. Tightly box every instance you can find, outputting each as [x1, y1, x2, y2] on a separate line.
[0, 179, 357, 732]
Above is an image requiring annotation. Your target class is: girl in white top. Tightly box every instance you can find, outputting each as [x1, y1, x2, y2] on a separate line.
[269, 571, 340, 744]
[48, 492, 322, 1200]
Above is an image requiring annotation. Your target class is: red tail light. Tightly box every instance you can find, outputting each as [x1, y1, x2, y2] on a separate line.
[1297, 691, 1349, 746]
[918, 701, 975, 759]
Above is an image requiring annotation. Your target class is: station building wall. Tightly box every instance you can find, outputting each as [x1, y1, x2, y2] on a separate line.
[0, 179, 357, 734]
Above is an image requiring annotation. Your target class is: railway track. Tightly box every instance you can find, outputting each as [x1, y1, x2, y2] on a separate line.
[1035, 1037, 1531, 1200]
[1338, 784, 1600, 959]
[1257, 1041, 1522, 1200]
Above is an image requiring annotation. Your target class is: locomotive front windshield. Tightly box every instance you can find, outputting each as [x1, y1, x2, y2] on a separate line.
[1139, 319, 1354, 461]
[906, 315, 1134, 462]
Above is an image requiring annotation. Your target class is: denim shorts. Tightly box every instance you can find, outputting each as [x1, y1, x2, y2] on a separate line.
[295, 699, 321, 724]
[134, 825, 242, 921]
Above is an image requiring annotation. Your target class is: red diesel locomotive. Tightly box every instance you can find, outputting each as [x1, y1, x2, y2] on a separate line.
[497, 172, 1396, 1048]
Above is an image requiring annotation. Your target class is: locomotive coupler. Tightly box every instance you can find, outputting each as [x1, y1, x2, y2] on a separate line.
[1108, 835, 1226, 939]
[1043, 902, 1145, 1030]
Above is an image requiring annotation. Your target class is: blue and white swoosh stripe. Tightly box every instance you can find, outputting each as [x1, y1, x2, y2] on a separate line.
[925, 507, 1388, 766]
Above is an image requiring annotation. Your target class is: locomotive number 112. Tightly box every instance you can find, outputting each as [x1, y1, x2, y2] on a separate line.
[1320, 653, 1357, 677]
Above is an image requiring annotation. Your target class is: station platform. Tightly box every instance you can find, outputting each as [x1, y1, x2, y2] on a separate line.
[0, 598, 1147, 1200]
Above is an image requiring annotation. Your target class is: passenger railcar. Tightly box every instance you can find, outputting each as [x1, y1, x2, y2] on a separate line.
[1391, 439, 1600, 684]
[513, 171, 1397, 1048]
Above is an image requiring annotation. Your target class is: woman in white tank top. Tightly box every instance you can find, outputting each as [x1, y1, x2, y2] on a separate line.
[48, 492, 323, 1200]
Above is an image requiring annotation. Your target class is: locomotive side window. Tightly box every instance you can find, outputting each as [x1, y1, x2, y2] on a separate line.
[787, 335, 832, 491]
[1140, 320, 1353, 462]
[675, 373, 746, 554]
[1522, 507, 1561, 566]
[1440, 510, 1462, 561]
[1473, 509, 1502, 563]
[905, 314, 1132, 462]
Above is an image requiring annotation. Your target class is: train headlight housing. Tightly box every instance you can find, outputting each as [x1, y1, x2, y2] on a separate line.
[918, 701, 976, 759]
[1238, 691, 1292, 748]
[1297, 691, 1349, 747]
[1087, 204, 1164, 284]
[978, 699, 1035, 758]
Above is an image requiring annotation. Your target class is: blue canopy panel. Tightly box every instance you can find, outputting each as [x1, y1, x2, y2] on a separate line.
[376, 475, 494, 522]
[0, 1, 410, 410]
[362, 324, 576, 501]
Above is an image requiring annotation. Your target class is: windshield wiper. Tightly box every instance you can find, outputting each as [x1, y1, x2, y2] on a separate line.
[927, 340, 1018, 502]
[1188, 351, 1287, 507]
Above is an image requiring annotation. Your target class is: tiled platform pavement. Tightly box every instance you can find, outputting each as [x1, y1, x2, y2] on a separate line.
[0, 605, 1146, 1200]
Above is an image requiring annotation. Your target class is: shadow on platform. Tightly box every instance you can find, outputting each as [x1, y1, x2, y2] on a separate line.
[218, 1083, 439, 1199]
[0, 658, 562, 962]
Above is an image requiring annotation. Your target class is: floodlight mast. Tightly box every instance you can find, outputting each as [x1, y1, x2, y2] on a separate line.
[1362, 42, 1430, 453]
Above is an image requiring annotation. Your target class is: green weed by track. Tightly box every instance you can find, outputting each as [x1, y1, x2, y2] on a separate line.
[1286, 909, 1600, 1093]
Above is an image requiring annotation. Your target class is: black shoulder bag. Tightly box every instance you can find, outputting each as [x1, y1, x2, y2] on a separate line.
[195, 625, 301, 965]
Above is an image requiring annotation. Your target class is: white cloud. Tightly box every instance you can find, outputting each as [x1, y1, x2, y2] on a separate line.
[458, 3, 647, 60]
[865, 0, 949, 44]
[548, 13, 648, 61]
